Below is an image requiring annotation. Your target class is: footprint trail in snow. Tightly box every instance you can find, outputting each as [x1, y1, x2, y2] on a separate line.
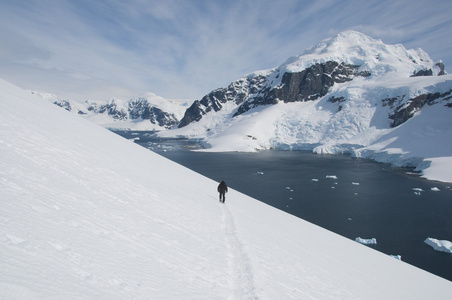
[222, 204, 257, 299]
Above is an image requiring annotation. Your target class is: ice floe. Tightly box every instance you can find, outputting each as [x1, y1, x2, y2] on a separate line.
[424, 238, 452, 253]
[390, 255, 402, 261]
[355, 237, 377, 245]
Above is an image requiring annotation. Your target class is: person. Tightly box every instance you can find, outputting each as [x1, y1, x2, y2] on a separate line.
[217, 180, 228, 203]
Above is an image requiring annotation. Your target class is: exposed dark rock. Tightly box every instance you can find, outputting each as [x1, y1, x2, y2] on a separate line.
[381, 95, 408, 109]
[128, 98, 179, 128]
[234, 62, 366, 117]
[53, 100, 71, 112]
[389, 90, 452, 127]
[87, 101, 127, 121]
[411, 69, 433, 77]
[329, 96, 346, 103]
[411, 62, 447, 77]
[178, 74, 267, 128]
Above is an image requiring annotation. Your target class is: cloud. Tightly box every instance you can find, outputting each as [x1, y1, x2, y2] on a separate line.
[0, 0, 451, 101]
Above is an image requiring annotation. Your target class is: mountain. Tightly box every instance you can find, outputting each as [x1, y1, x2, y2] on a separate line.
[32, 91, 189, 131]
[177, 31, 447, 128]
[2, 78, 452, 299]
[160, 31, 452, 183]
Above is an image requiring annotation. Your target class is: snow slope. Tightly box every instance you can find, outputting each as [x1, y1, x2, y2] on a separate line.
[1, 79, 451, 298]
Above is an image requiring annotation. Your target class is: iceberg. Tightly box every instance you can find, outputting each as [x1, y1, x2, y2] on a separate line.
[424, 238, 452, 253]
[355, 237, 377, 245]
[390, 255, 402, 261]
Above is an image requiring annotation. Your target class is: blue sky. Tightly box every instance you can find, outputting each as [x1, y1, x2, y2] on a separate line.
[1, 0, 451, 101]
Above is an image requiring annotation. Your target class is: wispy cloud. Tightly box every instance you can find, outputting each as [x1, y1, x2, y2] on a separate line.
[0, 0, 451, 101]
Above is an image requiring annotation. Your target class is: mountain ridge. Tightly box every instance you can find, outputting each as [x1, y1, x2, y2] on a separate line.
[177, 30, 446, 128]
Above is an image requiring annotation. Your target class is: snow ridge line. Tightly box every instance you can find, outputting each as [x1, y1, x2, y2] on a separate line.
[222, 204, 258, 300]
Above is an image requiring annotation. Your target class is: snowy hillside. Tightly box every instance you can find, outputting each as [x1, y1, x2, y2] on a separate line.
[160, 31, 452, 183]
[31, 91, 190, 131]
[2, 80, 452, 298]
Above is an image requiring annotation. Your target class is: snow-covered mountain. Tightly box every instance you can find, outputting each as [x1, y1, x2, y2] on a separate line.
[160, 31, 452, 183]
[2, 78, 452, 299]
[32, 91, 190, 131]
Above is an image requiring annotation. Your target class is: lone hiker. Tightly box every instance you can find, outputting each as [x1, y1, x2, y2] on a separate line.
[217, 180, 228, 203]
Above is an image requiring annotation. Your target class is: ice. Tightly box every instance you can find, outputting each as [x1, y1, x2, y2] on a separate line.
[2, 78, 452, 299]
[424, 238, 452, 253]
[155, 32, 452, 184]
[355, 237, 377, 245]
[256, 171, 264, 175]
[390, 255, 402, 261]
[431, 187, 441, 192]
[311, 178, 319, 181]
[326, 175, 338, 179]
[352, 182, 360, 185]
[413, 188, 424, 195]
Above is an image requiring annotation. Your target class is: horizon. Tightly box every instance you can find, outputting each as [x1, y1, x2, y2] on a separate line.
[1, 0, 451, 101]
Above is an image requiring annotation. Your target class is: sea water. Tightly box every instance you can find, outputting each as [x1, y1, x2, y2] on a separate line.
[114, 130, 452, 281]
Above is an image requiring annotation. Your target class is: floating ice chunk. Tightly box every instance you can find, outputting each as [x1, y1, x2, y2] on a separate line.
[390, 255, 402, 261]
[311, 179, 319, 181]
[412, 188, 424, 196]
[326, 175, 337, 179]
[355, 237, 377, 245]
[257, 172, 264, 175]
[424, 238, 452, 253]
[285, 187, 291, 190]
[352, 182, 360, 185]
[431, 187, 440, 192]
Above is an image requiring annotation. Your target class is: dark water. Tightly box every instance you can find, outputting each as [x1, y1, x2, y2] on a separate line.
[114, 130, 452, 281]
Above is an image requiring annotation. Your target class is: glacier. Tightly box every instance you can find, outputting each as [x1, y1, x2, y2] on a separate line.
[158, 31, 452, 183]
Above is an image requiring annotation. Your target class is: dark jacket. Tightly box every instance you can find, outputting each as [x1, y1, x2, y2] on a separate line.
[218, 181, 228, 193]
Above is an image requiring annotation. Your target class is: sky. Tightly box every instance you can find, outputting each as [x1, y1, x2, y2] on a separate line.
[1, 0, 451, 101]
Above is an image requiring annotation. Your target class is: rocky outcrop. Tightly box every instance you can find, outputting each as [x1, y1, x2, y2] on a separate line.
[53, 100, 72, 112]
[234, 62, 370, 117]
[87, 100, 128, 121]
[128, 98, 179, 128]
[51, 97, 179, 129]
[389, 90, 452, 127]
[178, 74, 267, 127]
[411, 62, 447, 77]
[178, 61, 371, 127]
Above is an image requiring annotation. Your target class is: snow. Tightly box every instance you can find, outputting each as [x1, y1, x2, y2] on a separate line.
[32, 91, 190, 131]
[156, 31, 452, 183]
[424, 238, 452, 254]
[2, 79, 452, 298]
[281, 31, 438, 78]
